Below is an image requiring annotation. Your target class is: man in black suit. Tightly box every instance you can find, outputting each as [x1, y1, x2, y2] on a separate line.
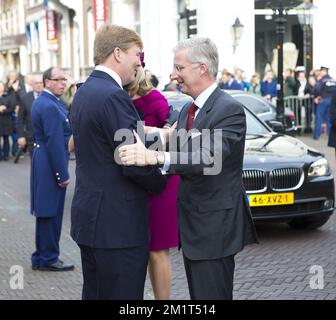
[70, 25, 166, 300]
[17, 73, 43, 156]
[119, 37, 258, 300]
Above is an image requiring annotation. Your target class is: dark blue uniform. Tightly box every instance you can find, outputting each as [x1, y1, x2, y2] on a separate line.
[314, 75, 336, 139]
[30, 91, 71, 267]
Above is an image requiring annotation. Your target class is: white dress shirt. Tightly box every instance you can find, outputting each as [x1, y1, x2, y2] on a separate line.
[163, 82, 218, 171]
[95, 65, 123, 88]
[193, 82, 218, 118]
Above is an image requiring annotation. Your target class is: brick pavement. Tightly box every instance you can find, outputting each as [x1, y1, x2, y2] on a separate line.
[0, 133, 335, 300]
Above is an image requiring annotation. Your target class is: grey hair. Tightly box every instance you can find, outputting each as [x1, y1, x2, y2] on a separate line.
[173, 37, 219, 79]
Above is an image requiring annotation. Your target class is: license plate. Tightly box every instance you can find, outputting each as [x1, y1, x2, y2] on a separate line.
[248, 193, 294, 207]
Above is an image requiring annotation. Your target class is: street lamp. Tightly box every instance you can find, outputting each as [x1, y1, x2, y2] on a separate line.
[231, 18, 244, 54]
[295, 0, 316, 133]
[272, 1, 287, 125]
[295, 0, 316, 76]
[267, 1, 308, 125]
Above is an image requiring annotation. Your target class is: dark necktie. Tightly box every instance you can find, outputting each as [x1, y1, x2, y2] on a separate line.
[186, 103, 198, 130]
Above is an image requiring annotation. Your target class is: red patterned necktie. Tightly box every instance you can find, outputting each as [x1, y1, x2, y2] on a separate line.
[186, 103, 198, 130]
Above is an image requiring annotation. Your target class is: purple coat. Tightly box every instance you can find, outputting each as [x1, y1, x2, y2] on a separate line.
[133, 90, 179, 251]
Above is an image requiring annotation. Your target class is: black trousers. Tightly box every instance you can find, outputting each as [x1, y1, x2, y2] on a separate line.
[183, 254, 235, 300]
[79, 245, 149, 300]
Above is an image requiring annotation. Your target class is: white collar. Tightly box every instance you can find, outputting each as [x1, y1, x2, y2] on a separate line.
[33, 91, 40, 99]
[95, 65, 123, 88]
[43, 89, 60, 100]
[194, 82, 218, 109]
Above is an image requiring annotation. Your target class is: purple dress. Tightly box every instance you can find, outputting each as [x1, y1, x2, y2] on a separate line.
[133, 89, 179, 251]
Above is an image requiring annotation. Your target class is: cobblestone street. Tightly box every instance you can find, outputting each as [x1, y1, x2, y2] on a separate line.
[0, 134, 335, 300]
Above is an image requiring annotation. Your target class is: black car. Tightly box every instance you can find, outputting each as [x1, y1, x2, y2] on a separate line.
[227, 91, 297, 135]
[163, 91, 335, 229]
[163, 90, 297, 134]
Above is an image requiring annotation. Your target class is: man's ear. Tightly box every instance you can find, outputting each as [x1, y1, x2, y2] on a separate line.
[113, 47, 122, 63]
[200, 63, 207, 75]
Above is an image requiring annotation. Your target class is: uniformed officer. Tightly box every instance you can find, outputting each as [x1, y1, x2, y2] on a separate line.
[30, 67, 74, 271]
[314, 66, 336, 140]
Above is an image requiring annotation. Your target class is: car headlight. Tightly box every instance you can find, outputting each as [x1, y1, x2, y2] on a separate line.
[308, 158, 330, 177]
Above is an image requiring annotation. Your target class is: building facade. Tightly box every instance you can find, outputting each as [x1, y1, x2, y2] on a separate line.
[0, 0, 27, 81]
[24, 0, 75, 77]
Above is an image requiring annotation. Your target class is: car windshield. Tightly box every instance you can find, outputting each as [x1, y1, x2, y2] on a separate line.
[244, 107, 271, 137]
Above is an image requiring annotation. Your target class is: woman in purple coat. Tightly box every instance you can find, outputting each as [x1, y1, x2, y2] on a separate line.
[125, 67, 179, 299]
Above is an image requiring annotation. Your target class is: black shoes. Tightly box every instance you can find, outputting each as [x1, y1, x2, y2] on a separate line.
[33, 260, 75, 272]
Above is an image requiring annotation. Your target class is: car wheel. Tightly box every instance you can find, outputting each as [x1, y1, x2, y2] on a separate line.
[288, 216, 331, 230]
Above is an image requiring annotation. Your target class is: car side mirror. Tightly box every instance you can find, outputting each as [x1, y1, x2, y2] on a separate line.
[268, 120, 285, 134]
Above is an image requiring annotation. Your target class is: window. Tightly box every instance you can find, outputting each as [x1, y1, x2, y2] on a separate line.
[245, 108, 270, 136]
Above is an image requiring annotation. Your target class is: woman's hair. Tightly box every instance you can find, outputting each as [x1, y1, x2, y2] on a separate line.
[124, 67, 153, 98]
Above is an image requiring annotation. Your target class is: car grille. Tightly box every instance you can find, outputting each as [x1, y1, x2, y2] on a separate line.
[243, 170, 267, 192]
[270, 168, 303, 191]
[243, 168, 304, 192]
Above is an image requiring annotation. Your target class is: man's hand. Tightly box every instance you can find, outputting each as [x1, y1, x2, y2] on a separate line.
[119, 131, 158, 166]
[162, 122, 177, 142]
[58, 179, 70, 188]
[11, 80, 19, 92]
[314, 97, 322, 104]
[144, 125, 159, 134]
[18, 137, 27, 148]
[0, 105, 6, 112]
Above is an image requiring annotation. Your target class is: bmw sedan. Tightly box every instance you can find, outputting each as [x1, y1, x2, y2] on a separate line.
[163, 91, 335, 229]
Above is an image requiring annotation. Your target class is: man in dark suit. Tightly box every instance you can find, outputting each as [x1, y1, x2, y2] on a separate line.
[17, 73, 43, 156]
[70, 25, 166, 300]
[119, 37, 258, 300]
[31, 67, 73, 271]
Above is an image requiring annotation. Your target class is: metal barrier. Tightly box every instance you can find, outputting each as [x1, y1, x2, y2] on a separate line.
[284, 96, 314, 133]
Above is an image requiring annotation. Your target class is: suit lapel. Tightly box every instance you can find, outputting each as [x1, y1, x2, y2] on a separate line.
[192, 86, 222, 130]
[41, 91, 68, 118]
[178, 102, 193, 130]
[28, 92, 35, 105]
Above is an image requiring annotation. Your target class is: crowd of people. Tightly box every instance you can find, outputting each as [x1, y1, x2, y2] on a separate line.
[0, 70, 76, 162]
[217, 65, 336, 142]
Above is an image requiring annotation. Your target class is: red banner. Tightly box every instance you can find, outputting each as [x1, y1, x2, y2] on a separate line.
[94, 0, 107, 31]
[46, 9, 58, 50]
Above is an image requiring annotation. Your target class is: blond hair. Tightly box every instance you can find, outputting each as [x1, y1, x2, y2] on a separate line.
[124, 67, 153, 98]
[94, 24, 143, 66]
